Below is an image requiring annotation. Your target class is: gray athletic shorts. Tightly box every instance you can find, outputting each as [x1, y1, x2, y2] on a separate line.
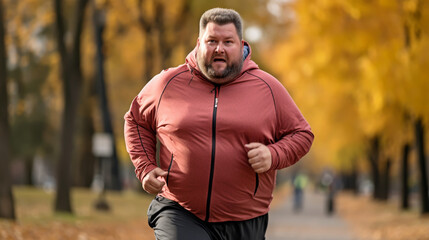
[147, 196, 268, 240]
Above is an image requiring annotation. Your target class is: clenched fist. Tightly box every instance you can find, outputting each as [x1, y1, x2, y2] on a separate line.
[245, 142, 272, 173]
[142, 167, 167, 194]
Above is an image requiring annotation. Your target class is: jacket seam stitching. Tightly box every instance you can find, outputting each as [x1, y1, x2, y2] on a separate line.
[136, 123, 153, 172]
[155, 69, 189, 118]
[246, 71, 278, 130]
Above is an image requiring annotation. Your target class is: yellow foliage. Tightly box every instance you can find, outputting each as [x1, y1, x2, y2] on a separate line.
[266, 0, 429, 173]
[402, 0, 419, 13]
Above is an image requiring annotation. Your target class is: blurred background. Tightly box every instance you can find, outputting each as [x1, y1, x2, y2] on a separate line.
[0, 0, 429, 239]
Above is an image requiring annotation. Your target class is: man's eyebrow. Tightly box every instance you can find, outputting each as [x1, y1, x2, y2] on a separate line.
[206, 35, 235, 40]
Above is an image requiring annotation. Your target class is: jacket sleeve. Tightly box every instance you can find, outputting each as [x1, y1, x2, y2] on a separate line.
[266, 79, 314, 170]
[124, 78, 160, 182]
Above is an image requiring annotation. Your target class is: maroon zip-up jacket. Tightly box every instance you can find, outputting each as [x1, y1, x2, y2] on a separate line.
[124, 43, 314, 222]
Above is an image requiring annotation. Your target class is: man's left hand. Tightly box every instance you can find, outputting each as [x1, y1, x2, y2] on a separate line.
[245, 142, 272, 173]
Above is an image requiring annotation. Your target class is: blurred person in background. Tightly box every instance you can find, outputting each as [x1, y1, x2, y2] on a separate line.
[320, 170, 340, 215]
[293, 172, 309, 212]
[124, 7, 313, 240]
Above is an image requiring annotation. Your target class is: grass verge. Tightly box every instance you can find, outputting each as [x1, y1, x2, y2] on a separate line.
[0, 186, 155, 240]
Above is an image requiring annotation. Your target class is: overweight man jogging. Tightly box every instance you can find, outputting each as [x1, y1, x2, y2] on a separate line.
[124, 8, 314, 240]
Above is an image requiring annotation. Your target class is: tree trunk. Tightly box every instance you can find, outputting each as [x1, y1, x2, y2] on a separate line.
[415, 118, 429, 214]
[350, 159, 359, 194]
[368, 136, 381, 200]
[24, 156, 34, 186]
[401, 143, 410, 210]
[55, 83, 79, 212]
[74, 93, 96, 188]
[53, 0, 89, 213]
[0, 0, 16, 220]
[380, 158, 392, 201]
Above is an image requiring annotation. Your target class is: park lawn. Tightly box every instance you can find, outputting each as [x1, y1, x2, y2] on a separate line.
[0, 187, 156, 240]
[338, 192, 429, 240]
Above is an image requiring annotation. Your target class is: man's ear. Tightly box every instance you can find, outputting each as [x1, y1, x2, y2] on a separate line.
[195, 38, 201, 52]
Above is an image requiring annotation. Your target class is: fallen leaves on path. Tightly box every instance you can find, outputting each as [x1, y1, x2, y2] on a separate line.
[338, 193, 429, 240]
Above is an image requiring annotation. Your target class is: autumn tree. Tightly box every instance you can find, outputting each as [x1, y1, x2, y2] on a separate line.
[401, 0, 429, 214]
[53, 0, 89, 213]
[0, 0, 15, 220]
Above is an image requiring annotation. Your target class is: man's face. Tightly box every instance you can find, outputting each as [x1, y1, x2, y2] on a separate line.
[197, 22, 244, 84]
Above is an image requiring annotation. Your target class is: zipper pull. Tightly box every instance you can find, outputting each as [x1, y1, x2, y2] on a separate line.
[215, 98, 218, 108]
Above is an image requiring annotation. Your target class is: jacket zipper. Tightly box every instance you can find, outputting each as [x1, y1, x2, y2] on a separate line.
[205, 86, 219, 222]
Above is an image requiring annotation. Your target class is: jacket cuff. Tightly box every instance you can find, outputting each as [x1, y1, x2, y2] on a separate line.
[139, 164, 158, 182]
[267, 145, 280, 171]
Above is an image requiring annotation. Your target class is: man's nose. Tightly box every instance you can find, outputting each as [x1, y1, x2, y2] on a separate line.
[215, 43, 225, 53]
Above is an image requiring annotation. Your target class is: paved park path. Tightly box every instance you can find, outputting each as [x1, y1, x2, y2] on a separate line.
[266, 189, 359, 240]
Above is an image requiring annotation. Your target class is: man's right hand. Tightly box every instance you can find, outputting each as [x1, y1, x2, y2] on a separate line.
[142, 167, 168, 194]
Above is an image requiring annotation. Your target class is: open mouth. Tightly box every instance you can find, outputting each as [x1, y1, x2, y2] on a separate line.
[213, 57, 226, 63]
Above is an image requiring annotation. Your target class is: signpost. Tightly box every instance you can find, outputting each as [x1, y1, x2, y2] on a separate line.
[92, 133, 112, 211]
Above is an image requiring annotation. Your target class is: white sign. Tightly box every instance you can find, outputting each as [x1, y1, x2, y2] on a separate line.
[92, 133, 113, 157]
